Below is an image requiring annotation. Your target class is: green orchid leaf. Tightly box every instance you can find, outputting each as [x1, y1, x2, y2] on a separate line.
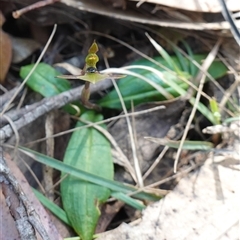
[20, 63, 77, 114]
[181, 41, 195, 76]
[146, 33, 181, 74]
[60, 111, 114, 240]
[20, 63, 71, 96]
[98, 54, 228, 110]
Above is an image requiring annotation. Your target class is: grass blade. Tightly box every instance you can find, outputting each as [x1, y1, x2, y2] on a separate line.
[18, 146, 160, 202]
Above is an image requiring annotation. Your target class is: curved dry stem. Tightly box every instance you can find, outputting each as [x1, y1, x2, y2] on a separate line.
[25, 105, 165, 146]
[174, 40, 221, 172]
[0, 24, 57, 118]
[103, 57, 144, 188]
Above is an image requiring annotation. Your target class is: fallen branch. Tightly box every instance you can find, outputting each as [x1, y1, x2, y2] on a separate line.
[0, 148, 50, 239]
[0, 79, 112, 142]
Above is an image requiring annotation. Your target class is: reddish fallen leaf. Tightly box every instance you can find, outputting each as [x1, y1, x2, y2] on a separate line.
[0, 11, 12, 83]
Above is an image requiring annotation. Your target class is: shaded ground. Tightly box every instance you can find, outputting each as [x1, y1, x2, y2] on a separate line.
[0, 1, 239, 239]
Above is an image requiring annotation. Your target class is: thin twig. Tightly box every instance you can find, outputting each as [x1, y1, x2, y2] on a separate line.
[146, 163, 199, 189]
[0, 79, 112, 142]
[143, 146, 169, 180]
[113, 80, 144, 186]
[49, 173, 68, 192]
[0, 84, 8, 92]
[17, 88, 28, 110]
[0, 24, 57, 118]
[103, 57, 144, 187]
[130, 101, 140, 182]
[43, 111, 55, 200]
[0, 83, 20, 111]
[123, 161, 200, 198]
[2, 115, 20, 158]
[12, 0, 59, 18]
[25, 105, 165, 146]
[219, 76, 240, 113]
[174, 40, 221, 173]
[19, 155, 46, 194]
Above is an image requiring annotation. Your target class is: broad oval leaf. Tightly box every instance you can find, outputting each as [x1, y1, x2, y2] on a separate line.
[20, 63, 79, 114]
[60, 111, 113, 240]
[20, 63, 71, 96]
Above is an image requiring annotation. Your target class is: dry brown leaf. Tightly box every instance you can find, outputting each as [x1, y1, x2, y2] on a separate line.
[0, 11, 12, 83]
[11, 37, 41, 63]
[60, 0, 240, 30]
[130, 0, 240, 13]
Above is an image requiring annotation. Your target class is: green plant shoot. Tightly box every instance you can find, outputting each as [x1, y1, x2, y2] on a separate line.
[58, 41, 124, 111]
[210, 97, 221, 124]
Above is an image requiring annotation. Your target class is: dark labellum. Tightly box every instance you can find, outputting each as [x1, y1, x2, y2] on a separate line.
[86, 67, 98, 73]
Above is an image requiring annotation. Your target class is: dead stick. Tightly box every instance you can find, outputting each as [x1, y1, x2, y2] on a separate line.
[0, 148, 50, 240]
[0, 79, 112, 142]
[12, 0, 60, 19]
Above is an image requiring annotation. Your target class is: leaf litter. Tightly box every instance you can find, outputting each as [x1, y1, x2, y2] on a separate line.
[1, 1, 239, 239]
